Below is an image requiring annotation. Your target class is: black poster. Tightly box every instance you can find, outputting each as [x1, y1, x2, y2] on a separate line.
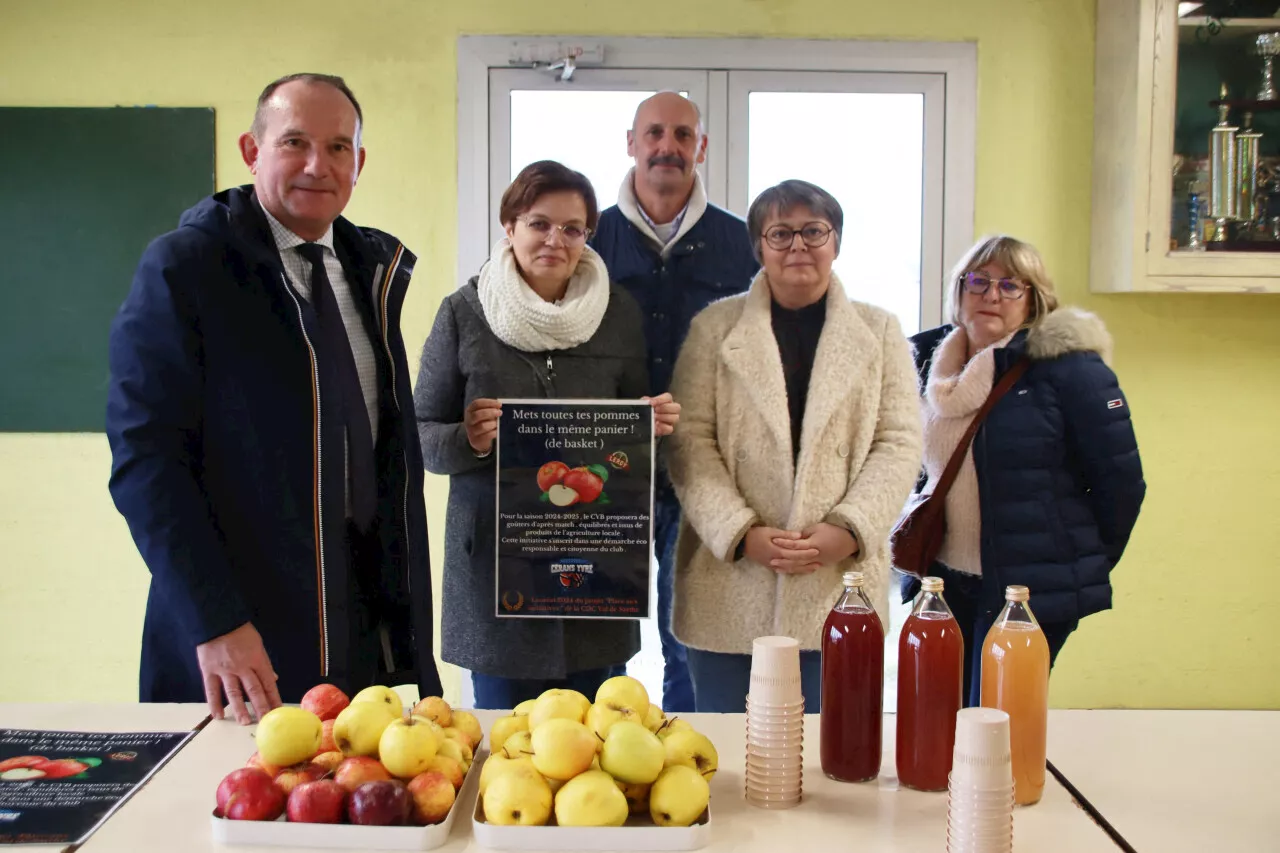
[0, 729, 194, 845]
[496, 400, 654, 619]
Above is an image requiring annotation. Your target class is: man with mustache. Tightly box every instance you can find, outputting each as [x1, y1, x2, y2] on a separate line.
[591, 91, 758, 712]
[107, 73, 442, 724]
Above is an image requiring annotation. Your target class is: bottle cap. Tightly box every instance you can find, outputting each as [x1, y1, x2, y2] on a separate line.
[921, 577, 944, 592]
[842, 571, 865, 587]
[1005, 585, 1030, 602]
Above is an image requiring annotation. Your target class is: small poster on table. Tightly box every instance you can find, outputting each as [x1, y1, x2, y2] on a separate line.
[0, 728, 194, 845]
[495, 399, 654, 619]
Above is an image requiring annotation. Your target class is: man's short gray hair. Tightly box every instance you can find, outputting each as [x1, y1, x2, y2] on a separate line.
[746, 179, 843, 263]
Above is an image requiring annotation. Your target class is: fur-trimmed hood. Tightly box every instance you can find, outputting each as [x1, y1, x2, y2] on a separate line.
[1026, 307, 1113, 365]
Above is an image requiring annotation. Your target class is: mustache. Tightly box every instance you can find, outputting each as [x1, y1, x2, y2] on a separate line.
[648, 154, 686, 169]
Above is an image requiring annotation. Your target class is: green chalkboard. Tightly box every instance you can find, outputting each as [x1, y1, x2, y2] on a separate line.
[0, 107, 215, 432]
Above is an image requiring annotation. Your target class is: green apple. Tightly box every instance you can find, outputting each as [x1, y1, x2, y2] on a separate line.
[483, 768, 552, 826]
[655, 717, 695, 742]
[662, 729, 719, 781]
[529, 690, 589, 729]
[650, 765, 709, 827]
[554, 770, 628, 827]
[594, 676, 649, 717]
[600, 721, 664, 784]
[378, 716, 438, 779]
[643, 702, 666, 733]
[530, 718, 598, 781]
[586, 701, 640, 741]
[501, 730, 533, 760]
[478, 753, 537, 797]
[490, 714, 529, 754]
[333, 700, 397, 757]
[351, 685, 404, 719]
[254, 706, 323, 767]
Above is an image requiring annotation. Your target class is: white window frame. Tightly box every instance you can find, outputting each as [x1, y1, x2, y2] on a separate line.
[457, 35, 977, 328]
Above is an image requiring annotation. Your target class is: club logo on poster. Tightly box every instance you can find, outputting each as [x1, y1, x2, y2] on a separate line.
[495, 400, 654, 619]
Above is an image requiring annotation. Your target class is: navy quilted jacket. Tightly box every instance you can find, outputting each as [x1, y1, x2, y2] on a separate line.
[590, 203, 758, 397]
[907, 309, 1146, 624]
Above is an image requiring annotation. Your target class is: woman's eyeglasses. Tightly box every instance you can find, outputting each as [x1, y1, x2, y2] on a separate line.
[961, 271, 1029, 300]
[519, 216, 591, 244]
[762, 222, 833, 251]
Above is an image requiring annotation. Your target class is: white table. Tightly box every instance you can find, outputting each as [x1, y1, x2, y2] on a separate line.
[0, 703, 210, 852]
[68, 707, 1114, 852]
[1047, 709, 1280, 852]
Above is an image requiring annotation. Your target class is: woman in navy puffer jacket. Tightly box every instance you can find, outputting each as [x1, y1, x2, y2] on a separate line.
[905, 235, 1145, 707]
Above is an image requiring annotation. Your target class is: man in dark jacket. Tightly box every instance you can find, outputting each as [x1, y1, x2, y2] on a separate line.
[591, 92, 758, 711]
[107, 73, 441, 724]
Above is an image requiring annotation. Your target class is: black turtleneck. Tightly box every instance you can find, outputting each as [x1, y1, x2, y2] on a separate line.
[771, 296, 827, 460]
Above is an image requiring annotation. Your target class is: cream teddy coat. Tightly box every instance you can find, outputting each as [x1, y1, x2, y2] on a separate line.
[667, 272, 923, 654]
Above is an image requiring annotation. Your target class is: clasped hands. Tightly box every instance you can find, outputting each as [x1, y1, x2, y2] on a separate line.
[742, 522, 859, 575]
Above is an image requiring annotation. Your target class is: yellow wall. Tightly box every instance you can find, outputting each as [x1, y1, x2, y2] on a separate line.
[2, 0, 1276, 709]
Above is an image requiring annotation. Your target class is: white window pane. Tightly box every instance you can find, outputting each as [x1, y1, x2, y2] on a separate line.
[510, 91, 673, 210]
[747, 92, 924, 334]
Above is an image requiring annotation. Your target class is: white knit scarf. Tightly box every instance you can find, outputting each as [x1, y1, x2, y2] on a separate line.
[477, 239, 612, 353]
[921, 328, 1015, 575]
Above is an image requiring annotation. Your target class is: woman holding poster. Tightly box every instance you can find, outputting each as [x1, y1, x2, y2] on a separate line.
[413, 161, 679, 709]
[667, 179, 922, 713]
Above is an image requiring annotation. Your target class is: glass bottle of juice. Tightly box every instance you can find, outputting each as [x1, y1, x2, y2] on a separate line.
[980, 585, 1050, 806]
[896, 576, 964, 792]
[820, 571, 884, 782]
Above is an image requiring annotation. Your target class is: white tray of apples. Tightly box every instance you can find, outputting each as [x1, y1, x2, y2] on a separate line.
[211, 685, 485, 849]
[472, 676, 714, 851]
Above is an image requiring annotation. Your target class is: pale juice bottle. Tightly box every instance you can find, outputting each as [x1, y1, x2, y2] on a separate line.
[980, 585, 1049, 806]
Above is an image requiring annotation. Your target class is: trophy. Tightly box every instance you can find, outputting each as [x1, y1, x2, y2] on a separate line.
[1255, 33, 1280, 101]
[1236, 113, 1264, 235]
[1208, 84, 1238, 242]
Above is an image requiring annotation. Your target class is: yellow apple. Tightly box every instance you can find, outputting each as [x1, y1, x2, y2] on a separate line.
[483, 768, 553, 826]
[378, 716, 439, 779]
[554, 770, 628, 827]
[411, 696, 452, 728]
[655, 717, 695, 742]
[333, 700, 397, 757]
[490, 714, 530, 754]
[478, 753, 537, 797]
[643, 702, 666, 733]
[594, 675, 649, 717]
[663, 729, 719, 781]
[436, 737, 467, 766]
[586, 701, 641, 741]
[600, 721, 665, 784]
[513, 698, 537, 716]
[410, 714, 446, 741]
[450, 710, 483, 750]
[530, 718, 598, 781]
[615, 779, 651, 815]
[501, 730, 533, 760]
[650, 764, 710, 827]
[254, 706, 323, 767]
[351, 685, 404, 719]
[407, 770, 455, 825]
[529, 690, 589, 729]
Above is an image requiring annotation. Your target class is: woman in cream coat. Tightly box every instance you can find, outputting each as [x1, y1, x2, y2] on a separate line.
[667, 180, 922, 712]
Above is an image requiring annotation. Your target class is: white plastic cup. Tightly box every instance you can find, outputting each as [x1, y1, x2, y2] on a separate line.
[748, 636, 804, 705]
[949, 708, 1013, 790]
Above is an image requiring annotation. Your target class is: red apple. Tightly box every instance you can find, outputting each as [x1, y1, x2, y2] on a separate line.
[347, 779, 411, 826]
[562, 468, 604, 503]
[318, 719, 338, 754]
[273, 761, 325, 795]
[407, 770, 456, 825]
[33, 759, 89, 779]
[333, 756, 391, 793]
[245, 751, 282, 778]
[216, 767, 285, 821]
[537, 461, 571, 492]
[287, 779, 347, 824]
[0, 756, 45, 773]
[301, 684, 350, 722]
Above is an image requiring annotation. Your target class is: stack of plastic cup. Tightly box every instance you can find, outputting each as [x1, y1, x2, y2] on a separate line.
[744, 636, 804, 809]
[947, 707, 1014, 853]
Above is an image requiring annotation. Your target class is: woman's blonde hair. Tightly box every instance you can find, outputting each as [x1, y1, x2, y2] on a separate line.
[946, 235, 1059, 329]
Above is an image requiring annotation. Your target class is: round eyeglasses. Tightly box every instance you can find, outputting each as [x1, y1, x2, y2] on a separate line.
[961, 271, 1029, 300]
[518, 216, 591, 244]
[762, 222, 833, 251]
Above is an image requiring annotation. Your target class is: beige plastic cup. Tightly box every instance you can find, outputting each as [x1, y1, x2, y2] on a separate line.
[949, 707, 1013, 790]
[745, 695, 805, 712]
[748, 636, 804, 705]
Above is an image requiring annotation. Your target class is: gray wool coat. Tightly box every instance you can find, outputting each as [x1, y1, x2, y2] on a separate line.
[413, 278, 647, 679]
